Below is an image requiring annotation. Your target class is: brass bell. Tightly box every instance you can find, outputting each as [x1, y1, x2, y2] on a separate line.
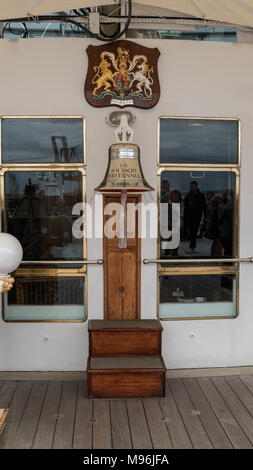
[95, 143, 154, 193]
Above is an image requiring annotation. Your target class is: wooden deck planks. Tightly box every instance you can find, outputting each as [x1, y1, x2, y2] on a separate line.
[198, 377, 252, 449]
[212, 376, 253, 446]
[159, 381, 193, 449]
[11, 381, 48, 449]
[169, 378, 213, 449]
[143, 398, 173, 449]
[0, 381, 33, 449]
[226, 376, 253, 416]
[1, 374, 253, 449]
[183, 378, 233, 449]
[93, 400, 112, 449]
[127, 399, 153, 449]
[110, 400, 132, 449]
[73, 381, 92, 449]
[0, 381, 18, 408]
[52, 381, 78, 449]
[32, 381, 63, 449]
[240, 374, 253, 394]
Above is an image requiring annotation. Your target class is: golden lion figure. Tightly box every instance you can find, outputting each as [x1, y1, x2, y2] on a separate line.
[92, 58, 116, 95]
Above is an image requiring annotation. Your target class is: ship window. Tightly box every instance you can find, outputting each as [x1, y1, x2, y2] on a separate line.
[4, 275, 86, 321]
[159, 117, 239, 166]
[159, 272, 237, 320]
[1, 116, 86, 322]
[157, 117, 240, 320]
[1, 117, 85, 164]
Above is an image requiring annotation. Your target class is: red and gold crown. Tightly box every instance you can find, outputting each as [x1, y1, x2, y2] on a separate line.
[117, 47, 130, 65]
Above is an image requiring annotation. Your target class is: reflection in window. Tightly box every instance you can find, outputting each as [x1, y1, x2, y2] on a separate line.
[1, 118, 84, 164]
[4, 276, 85, 321]
[159, 274, 237, 319]
[5, 171, 83, 260]
[159, 118, 239, 165]
[160, 171, 236, 259]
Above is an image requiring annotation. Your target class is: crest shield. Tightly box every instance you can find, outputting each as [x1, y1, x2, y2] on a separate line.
[84, 40, 160, 109]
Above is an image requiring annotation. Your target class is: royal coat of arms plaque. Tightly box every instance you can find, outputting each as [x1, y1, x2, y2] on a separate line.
[84, 40, 160, 109]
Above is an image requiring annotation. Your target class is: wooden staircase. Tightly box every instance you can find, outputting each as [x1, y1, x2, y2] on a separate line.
[86, 319, 167, 398]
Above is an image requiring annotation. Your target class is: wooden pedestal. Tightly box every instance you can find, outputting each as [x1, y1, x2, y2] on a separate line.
[87, 319, 167, 399]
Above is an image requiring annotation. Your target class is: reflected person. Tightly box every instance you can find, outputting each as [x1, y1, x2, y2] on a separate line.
[183, 181, 207, 254]
[217, 190, 234, 257]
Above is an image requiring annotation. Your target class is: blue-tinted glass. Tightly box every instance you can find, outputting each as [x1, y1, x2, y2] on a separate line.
[159, 118, 238, 164]
[2, 118, 84, 163]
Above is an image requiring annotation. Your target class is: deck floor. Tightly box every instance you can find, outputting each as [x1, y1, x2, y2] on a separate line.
[1, 373, 253, 449]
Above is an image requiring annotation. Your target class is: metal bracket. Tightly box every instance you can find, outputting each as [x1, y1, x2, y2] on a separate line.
[106, 111, 136, 144]
[89, 12, 100, 34]
[106, 110, 136, 128]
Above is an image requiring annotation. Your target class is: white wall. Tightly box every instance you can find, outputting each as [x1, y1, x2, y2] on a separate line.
[0, 37, 253, 370]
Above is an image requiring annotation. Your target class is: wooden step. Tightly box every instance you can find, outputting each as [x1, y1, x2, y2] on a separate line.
[88, 319, 163, 357]
[87, 356, 167, 398]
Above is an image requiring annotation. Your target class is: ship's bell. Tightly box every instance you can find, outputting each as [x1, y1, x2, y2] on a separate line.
[95, 143, 154, 193]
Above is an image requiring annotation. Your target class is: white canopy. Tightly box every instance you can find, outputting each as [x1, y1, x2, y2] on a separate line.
[1, 0, 253, 28]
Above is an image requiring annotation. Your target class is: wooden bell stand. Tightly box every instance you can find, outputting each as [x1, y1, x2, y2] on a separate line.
[86, 112, 167, 398]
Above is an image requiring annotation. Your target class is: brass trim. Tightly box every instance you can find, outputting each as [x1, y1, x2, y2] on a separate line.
[0, 276, 15, 293]
[82, 171, 87, 260]
[15, 268, 86, 276]
[0, 167, 86, 174]
[157, 166, 240, 175]
[157, 266, 238, 275]
[0, 115, 86, 166]
[157, 116, 241, 168]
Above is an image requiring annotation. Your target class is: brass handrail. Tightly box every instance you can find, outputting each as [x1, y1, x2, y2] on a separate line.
[21, 259, 103, 265]
[143, 257, 253, 264]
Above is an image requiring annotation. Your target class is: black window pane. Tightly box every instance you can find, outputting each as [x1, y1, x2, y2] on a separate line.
[4, 171, 83, 261]
[8, 277, 84, 306]
[160, 274, 233, 303]
[160, 118, 238, 165]
[2, 118, 84, 164]
[160, 170, 236, 259]
[4, 276, 86, 321]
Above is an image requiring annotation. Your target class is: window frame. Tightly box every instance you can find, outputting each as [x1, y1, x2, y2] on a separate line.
[3, 269, 88, 323]
[158, 116, 241, 168]
[157, 268, 239, 321]
[0, 115, 86, 167]
[157, 116, 240, 321]
[0, 115, 87, 323]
